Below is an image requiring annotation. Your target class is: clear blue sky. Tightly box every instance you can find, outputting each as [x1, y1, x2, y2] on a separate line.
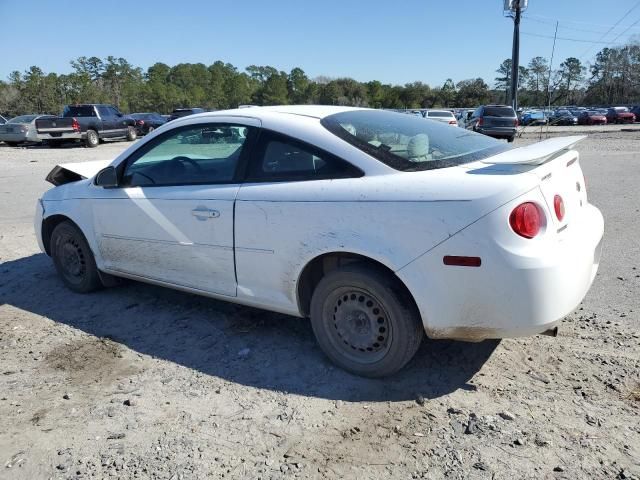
[2, 0, 639, 87]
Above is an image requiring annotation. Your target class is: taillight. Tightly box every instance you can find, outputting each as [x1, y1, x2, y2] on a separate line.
[71, 117, 80, 132]
[514, 118, 519, 127]
[477, 117, 483, 126]
[553, 195, 565, 221]
[510, 202, 542, 239]
[449, 120, 457, 125]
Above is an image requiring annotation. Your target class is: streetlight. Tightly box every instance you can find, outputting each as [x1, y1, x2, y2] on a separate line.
[504, 0, 528, 110]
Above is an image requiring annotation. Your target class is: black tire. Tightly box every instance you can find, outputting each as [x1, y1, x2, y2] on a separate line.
[5, 141, 19, 147]
[126, 126, 137, 141]
[310, 264, 424, 377]
[85, 129, 99, 148]
[50, 221, 102, 293]
[507, 136, 515, 143]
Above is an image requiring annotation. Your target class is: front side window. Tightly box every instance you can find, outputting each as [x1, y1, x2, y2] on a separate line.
[97, 106, 112, 118]
[122, 124, 252, 187]
[321, 110, 509, 172]
[247, 131, 361, 181]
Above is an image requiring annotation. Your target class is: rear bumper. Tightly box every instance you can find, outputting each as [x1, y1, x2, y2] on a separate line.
[477, 127, 516, 138]
[0, 133, 32, 143]
[398, 196, 604, 341]
[37, 132, 82, 141]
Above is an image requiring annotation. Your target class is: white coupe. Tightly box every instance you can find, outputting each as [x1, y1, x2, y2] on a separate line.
[35, 106, 604, 377]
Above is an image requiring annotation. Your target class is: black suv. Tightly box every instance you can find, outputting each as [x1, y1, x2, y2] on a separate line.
[168, 107, 206, 121]
[466, 105, 518, 142]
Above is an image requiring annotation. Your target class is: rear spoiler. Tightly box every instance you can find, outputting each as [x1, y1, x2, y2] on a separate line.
[482, 136, 586, 165]
[46, 160, 112, 186]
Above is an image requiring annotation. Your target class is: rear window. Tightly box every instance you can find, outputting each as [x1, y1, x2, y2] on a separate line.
[483, 106, 515, 117]
[63, 106, 96, 117]
[615, 107, 629, 112]
[426, 111, 453, 118]
[321, 109, 509, 172]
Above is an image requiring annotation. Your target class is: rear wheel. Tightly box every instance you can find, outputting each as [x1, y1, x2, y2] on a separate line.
[85, 129, 99, 148]
[310, 264, 424, 377]
[126, 126, 137, 141]
[50, 221, 102, 293]
[507, 136, 515, 143]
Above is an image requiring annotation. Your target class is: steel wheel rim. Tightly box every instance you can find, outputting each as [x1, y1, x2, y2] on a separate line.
[324, 287, 393, 364]
[59, 237, 86, 284]
[88, 131, 97, 144]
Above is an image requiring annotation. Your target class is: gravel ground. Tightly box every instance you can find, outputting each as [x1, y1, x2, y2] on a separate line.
[0, 132, 639, 479]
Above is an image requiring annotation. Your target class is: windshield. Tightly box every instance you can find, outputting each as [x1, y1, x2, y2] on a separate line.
[8, 115, 38, 124]
[321, 109, 510, 172]
[63, 106, 96, 117]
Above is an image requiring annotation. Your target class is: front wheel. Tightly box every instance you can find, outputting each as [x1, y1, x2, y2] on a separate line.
[50, 221, 102, 293]
[310, 264, 424, 377]
[507, 136, 515, 143]
[126, 126, 137, 141]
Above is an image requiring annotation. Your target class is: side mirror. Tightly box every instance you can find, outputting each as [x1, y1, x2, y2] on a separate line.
[95, 166, 118, 188]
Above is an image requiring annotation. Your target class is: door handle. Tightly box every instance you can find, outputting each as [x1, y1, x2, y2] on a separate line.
[191, 207, 220, 220]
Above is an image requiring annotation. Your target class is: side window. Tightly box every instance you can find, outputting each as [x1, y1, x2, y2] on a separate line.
[97, 106, 111, 118]
[247, 132, 361, 181]
[108, 106, 121, 117]
[121, 124, 252, 187]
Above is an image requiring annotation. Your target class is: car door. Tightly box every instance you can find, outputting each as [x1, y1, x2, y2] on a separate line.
[95, 106, 116, 137]
[234, 130, 363, 311]
[91, 119, 259, 296]
[109, 106, 129, 136]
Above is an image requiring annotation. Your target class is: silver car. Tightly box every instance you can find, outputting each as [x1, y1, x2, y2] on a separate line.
[0, 114, 55, 146]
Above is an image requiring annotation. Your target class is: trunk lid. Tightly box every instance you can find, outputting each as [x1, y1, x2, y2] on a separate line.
[481, 136, 588, 231]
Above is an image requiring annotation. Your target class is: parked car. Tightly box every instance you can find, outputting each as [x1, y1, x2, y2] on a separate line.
[129, 112, 167, 135]
[168, 107, 205, 121]
[605, 107, 635, 124]
[424, 110, 458, 126]
[549, 110, 578, 126]
[520, 111, 548, 126]
[466, 105, 518, 142]
[456, 109, 474, 128]
[36, 104, 137, 148]
[36, 106, 603, 377]
[0, 114, 56, 146]
[0, 114, 8, 125]
[629, 106, 640, 121]
[577, 110, 607, 126]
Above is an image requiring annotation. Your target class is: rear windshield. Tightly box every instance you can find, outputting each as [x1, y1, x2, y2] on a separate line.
[426, 111, 453, 118]
[321, 109, 509, 172]
[8, 115, 38, 124]
[483, 106, 515, 117]
[63, 106, 96, 117]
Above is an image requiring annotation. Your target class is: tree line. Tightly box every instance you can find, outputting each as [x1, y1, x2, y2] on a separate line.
[0, 42, 638, 117]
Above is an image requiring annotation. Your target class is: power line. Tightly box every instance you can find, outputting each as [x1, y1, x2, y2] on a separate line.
[524, 12, 640, 30]
[606, 16, 640, 45]
[521, 31, 633, 44]
[522, 15, 640, 35]
[577, 0, 640, 59]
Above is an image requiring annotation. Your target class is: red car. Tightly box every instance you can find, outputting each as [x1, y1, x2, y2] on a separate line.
[578, 110, 607, 125]
[606, 107, 636, 124]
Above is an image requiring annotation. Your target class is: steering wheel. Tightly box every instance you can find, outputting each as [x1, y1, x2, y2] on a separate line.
[171, 156, 204, 173]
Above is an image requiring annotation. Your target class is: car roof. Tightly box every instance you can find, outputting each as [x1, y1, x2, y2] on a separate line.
[181, 105, 363, 121]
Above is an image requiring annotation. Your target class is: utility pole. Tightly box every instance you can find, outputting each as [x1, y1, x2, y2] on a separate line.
[504, 0, 528, 110]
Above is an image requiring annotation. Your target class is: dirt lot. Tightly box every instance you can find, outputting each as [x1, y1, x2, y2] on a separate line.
[1, 132, 639, 479]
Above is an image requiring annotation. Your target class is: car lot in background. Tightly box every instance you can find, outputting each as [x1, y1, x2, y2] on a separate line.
[606, 106, 635, 124]
[168, 107, 206, 121]
[550, 109, 578, 126]
[465, 105, 518, 142]
[129, 112, 167, 135]
[0, 114, 56, 146]
[520, 110, 548, 126]
[423, 109, 458, 126]
[578, 110, 607, 125]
